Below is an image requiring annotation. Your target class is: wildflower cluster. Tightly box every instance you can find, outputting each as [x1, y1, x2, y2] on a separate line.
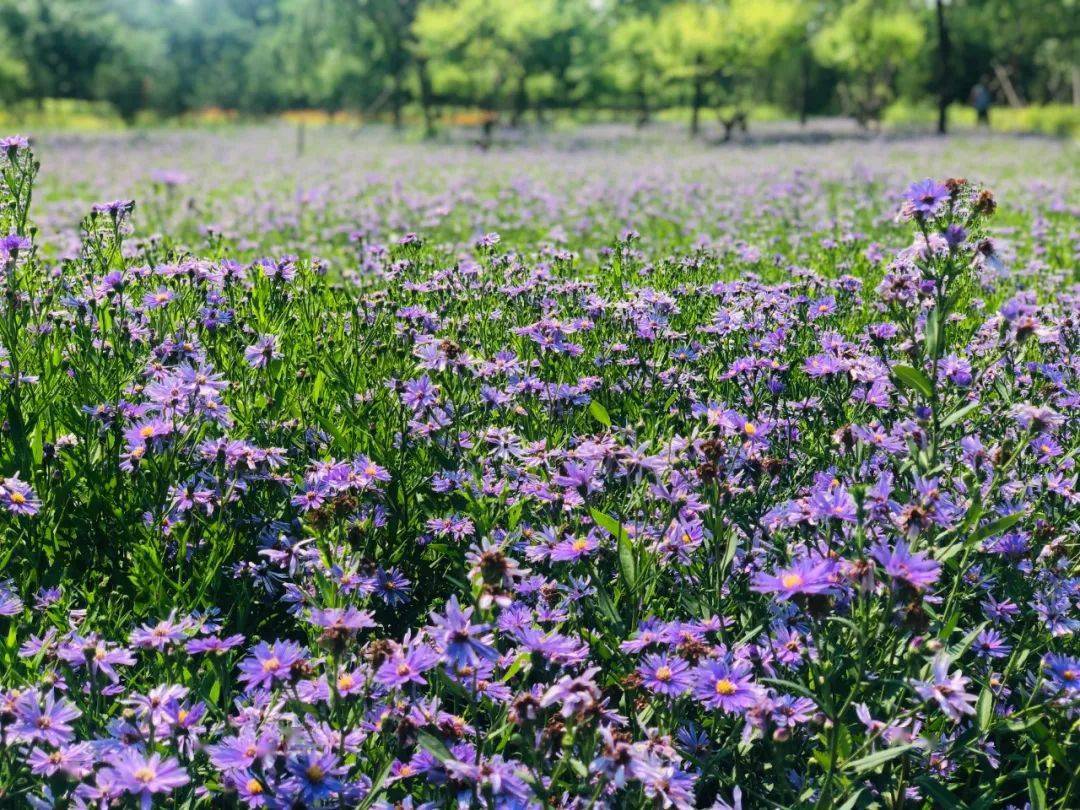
[0, 134, 1078, 808]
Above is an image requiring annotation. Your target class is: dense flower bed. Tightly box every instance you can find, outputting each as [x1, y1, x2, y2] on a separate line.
[0, 132, 1078, 808]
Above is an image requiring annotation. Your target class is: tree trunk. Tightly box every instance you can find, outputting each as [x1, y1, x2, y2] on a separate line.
[935, 0, 950, 135]
[690, 56, 705, 137]
[510, 74, 527, 128]
[636, 77, 650, 128]
[416, 58, 436, 138]
[799, 48, 810, 126]
[391, 73, 404, 129]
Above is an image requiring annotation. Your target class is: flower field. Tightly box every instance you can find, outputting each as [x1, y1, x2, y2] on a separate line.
[1, 127, 1078, 808]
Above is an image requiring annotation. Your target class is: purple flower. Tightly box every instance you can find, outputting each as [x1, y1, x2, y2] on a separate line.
[1042, 653, 1080, 695]
[870, 541, 940, 592]
[27, 742, 94, 779]
[0, 579, 23, 616]
[237, 640, 305, 690]
[428, 596, 498, 668]
[56, 634, 135, 682]
[1, 134, 29, 153]
[285, 751, 346, 803]
[1, 475, 40, 516]
[549, 534, 599, 562]
[10, 690, 81, 747]
[185, 633, 245, 655]
[972, 629, 1012, 659]
[309, 606, 377, 637]
[807, 487, 857, 523]
[208, 729, 279, 772]
[142, 286, 175, 310]
[130, 613, 188, 650]
[376, 644, 440, 689]
[244, 334, 281, 368]
[638, 653, 692, 697]
[635, 757, 698, 808]
[104, 750, 189, 809]
[912, 654, 977, 721]
[692, 659, 760, 713]
[751, 556, 839, 601]
[904, 179, 949, 217]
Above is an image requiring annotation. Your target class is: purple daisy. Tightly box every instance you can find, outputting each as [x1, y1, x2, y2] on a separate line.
[692, 659, 760, 713]
[236, 640, 305, 690]
[638, 652, 693, 697]
[103, 750, 189, 809]
[870, 541, 940, 592]
[904, 179, 949, 217]
[751, 556, 839, 601]
[1, 475, 40, 516]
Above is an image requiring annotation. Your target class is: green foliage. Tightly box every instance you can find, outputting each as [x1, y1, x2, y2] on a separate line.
[813, 0, 926, 124]
[0, 0, 1075, 133]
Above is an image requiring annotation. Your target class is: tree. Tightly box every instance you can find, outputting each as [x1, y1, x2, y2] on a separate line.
[935, 0, 950, 134]
[0, 0, 115, 106]
[813, 0, 926, 127]
[605, 14, 665, 127]
[412, 0, 582, 143]
[653, 0, 801, 138]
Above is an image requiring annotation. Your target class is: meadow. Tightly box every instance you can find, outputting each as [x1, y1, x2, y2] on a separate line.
[0, 125, 1078, 808]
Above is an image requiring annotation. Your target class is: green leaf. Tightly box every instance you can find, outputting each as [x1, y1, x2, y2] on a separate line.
[844, 743, 915, 775]
[357, 758, 395, 810]
[891, 364, 933, 399]
[1027, 721, 1071, 773]
[719, 530, 739, 573]
[915, 776, 960, 809]
[311, 370, 326, 403]
[417, 730, 454, 764]
[968, 511, 1025, 548]
[589, 399, 611, 427]
[976, 684, 993, 731]
[940, 400, 980, 429]
[590, 508, 636, 592]
[925, 306, 941, 361]
[1028, 772, 1046, 810]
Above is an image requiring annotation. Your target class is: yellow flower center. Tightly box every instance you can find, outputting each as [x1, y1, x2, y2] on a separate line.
[139, 426, 154, 438]
[714, 678, 737, 696]
[134, 767, 156, 784]
[247, 779, 263, 794]
[337, 674, 355, 691]
[655, 666, 672, 682]
[396, 663, 411, 676]
[10, 492, 25, 504]
[262, 656, 280, 673]
[305, 764, 325, 782]
[743, 422, 756, 435]
[1063, 669, 1076, 682]
[781, 573, 804, 589]
[572, 538, 589, 552]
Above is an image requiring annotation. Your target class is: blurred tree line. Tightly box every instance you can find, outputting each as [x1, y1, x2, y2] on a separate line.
[0, 0, 1075, 134]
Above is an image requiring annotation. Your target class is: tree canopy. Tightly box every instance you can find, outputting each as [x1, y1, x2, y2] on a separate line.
[0, 0, 1075, 132]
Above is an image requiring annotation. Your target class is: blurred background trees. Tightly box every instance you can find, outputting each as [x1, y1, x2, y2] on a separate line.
[0, 0, 1075, 134]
